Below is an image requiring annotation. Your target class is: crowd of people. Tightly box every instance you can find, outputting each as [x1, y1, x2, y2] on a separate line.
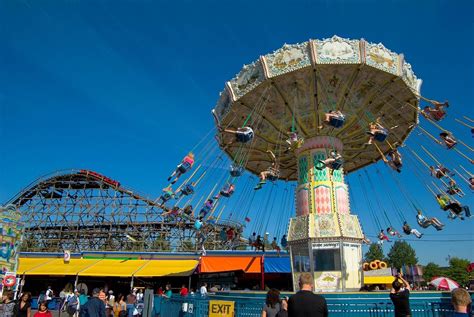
[0, 285, 150, 317]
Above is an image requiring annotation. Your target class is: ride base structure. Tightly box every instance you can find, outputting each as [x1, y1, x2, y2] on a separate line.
[288, 136, 363, 292]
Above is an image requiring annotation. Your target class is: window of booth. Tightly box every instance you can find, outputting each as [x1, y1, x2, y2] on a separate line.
[292, 247, 310, 272]
[313, 248, 341, 272]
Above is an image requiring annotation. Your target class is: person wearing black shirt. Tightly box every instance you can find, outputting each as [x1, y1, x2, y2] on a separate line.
[389, 273, 411, 317]
[288, 272, 328, 317]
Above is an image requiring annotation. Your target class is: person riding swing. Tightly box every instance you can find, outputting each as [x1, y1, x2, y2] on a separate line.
[366, 118, 389, 144]
[320, 110, 346, 128]
[255, 150, 280, 190]
[168, 153, 195, 184]
[317, 150, 343, 172]
[230, 164, 244, 177]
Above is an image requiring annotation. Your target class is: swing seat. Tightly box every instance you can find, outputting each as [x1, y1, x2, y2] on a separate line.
[178, 161, 192, 173]
[418, 220, 430, 228]
[374, 130, 388, 142]
[267, 168, 280, 181]
[330, 160, 343, 170]
[184, 184, 195, 194]
[329, 117, 345, 128]
[221, 191, 232, 198]
[230, 170, 243, 177]
[236, 130, 254, 143]
[161, 193, 172, 201]
[267, 175, 278, 181]
[432, 110, 446, 121]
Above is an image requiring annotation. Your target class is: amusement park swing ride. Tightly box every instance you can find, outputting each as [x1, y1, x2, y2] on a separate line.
[4, 36, 473, 292]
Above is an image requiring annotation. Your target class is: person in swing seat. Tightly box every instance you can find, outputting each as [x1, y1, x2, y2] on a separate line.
[285, 131, 304, 152]
[222, 126, 254, 143]
[421, 105, 447, 121]
[320, 110, 346, 128]
[157, 185, 175, 204]
[402, 221, 423, 238]
[429, 165, 453, 179]
[366, 119, 389, 144]
[436, 194, 471, 219]
[387, 226, 402, 238]
[214, 183, 235, 199]
[439, 131, 457, 149]
[378, 229, 391, 244]
[176, 182, 195, 198]
[255, 150, 279, 190]
[198, 199, 214, 219]
[230, 164, 244, 177]
[416, 210, 444, 230]
[317, 150, 343, 171]
[168, 152, 195, 184]
[384, 149, 403, 173]
[446, 180, 464, 197]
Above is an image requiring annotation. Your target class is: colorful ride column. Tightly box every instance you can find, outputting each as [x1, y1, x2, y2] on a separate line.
[288, 136, 364, 292]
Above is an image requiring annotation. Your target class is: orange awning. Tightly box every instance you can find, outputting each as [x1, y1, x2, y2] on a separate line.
[200, 256, 261, 273]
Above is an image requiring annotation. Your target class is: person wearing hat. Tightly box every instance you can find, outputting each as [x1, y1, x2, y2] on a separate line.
[82, 288, 106, 317]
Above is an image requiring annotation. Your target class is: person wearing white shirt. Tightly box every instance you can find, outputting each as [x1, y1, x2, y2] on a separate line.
[199, 283, 208, 296]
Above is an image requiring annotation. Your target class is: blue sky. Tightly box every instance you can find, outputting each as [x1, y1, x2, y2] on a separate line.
[0, 0, 472, 265]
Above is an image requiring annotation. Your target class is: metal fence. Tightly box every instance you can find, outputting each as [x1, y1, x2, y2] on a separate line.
[157, 295, 464, 317]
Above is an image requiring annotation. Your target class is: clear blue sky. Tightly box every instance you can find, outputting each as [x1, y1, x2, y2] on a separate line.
[0, 0, 472, 265]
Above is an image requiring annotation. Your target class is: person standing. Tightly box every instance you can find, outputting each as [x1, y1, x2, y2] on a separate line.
[83, 288, 106, 317]
[451, 288, 472, 317]
[45, 286, 54, 305]
[33, 302, 53, 317]
[261, 289, 281, 317]
[277, 298, 288, 317]
[15, 292, 32, 317]
[1, 291, 16, 317]
[200, 283, 208, 297]
[288, 273, 328, 317]
[179, 285, 189, 297]
[78, 289, 88, 307]
[389, 273, 411, 317]
[107, 291, 115, 317]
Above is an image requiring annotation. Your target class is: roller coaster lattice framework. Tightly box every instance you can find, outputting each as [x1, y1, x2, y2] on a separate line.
[5, 169, 244, 253]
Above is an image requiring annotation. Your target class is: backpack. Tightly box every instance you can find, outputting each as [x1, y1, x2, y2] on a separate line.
[66, 295, 78, 315]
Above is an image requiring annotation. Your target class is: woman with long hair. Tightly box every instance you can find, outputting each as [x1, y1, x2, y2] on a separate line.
[262, 289, 281, 317]
[16, 292, 32, 317]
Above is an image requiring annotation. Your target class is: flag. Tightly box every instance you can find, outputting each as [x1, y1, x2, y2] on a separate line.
[245, 217, 251, 222]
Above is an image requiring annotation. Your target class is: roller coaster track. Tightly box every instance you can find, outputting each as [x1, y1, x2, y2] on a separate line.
[5, 169, 243, 253]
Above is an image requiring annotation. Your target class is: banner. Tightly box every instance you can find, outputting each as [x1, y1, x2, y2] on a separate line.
[0, 204, 23, 283]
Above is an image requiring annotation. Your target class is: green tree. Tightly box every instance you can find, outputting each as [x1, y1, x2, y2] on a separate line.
[422, 262, 444, 282]
[445, 257, 470, 287]
[387, 241, 418, 269]
[364, 243, 385, 262]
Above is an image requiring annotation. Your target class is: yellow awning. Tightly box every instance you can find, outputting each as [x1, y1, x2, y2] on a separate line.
[17, 258, 198, 277]
[134, 260, 198, 277]
[17, 258, 56, 275]
[21, 259, 100, 276]
[78, 259, 148, 277]
[364, 276, 395, 284]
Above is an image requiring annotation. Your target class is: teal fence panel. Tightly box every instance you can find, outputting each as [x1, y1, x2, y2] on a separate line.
[156, 292, 474, 317]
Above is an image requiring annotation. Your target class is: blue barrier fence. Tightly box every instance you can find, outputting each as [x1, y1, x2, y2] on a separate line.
[156, 292, 473, 317]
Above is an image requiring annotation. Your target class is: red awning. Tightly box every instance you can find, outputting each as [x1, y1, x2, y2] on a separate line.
[200, 256, 261, 273]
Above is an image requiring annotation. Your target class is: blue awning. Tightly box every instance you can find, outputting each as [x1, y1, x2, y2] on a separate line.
[264, 257, 291, 273]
